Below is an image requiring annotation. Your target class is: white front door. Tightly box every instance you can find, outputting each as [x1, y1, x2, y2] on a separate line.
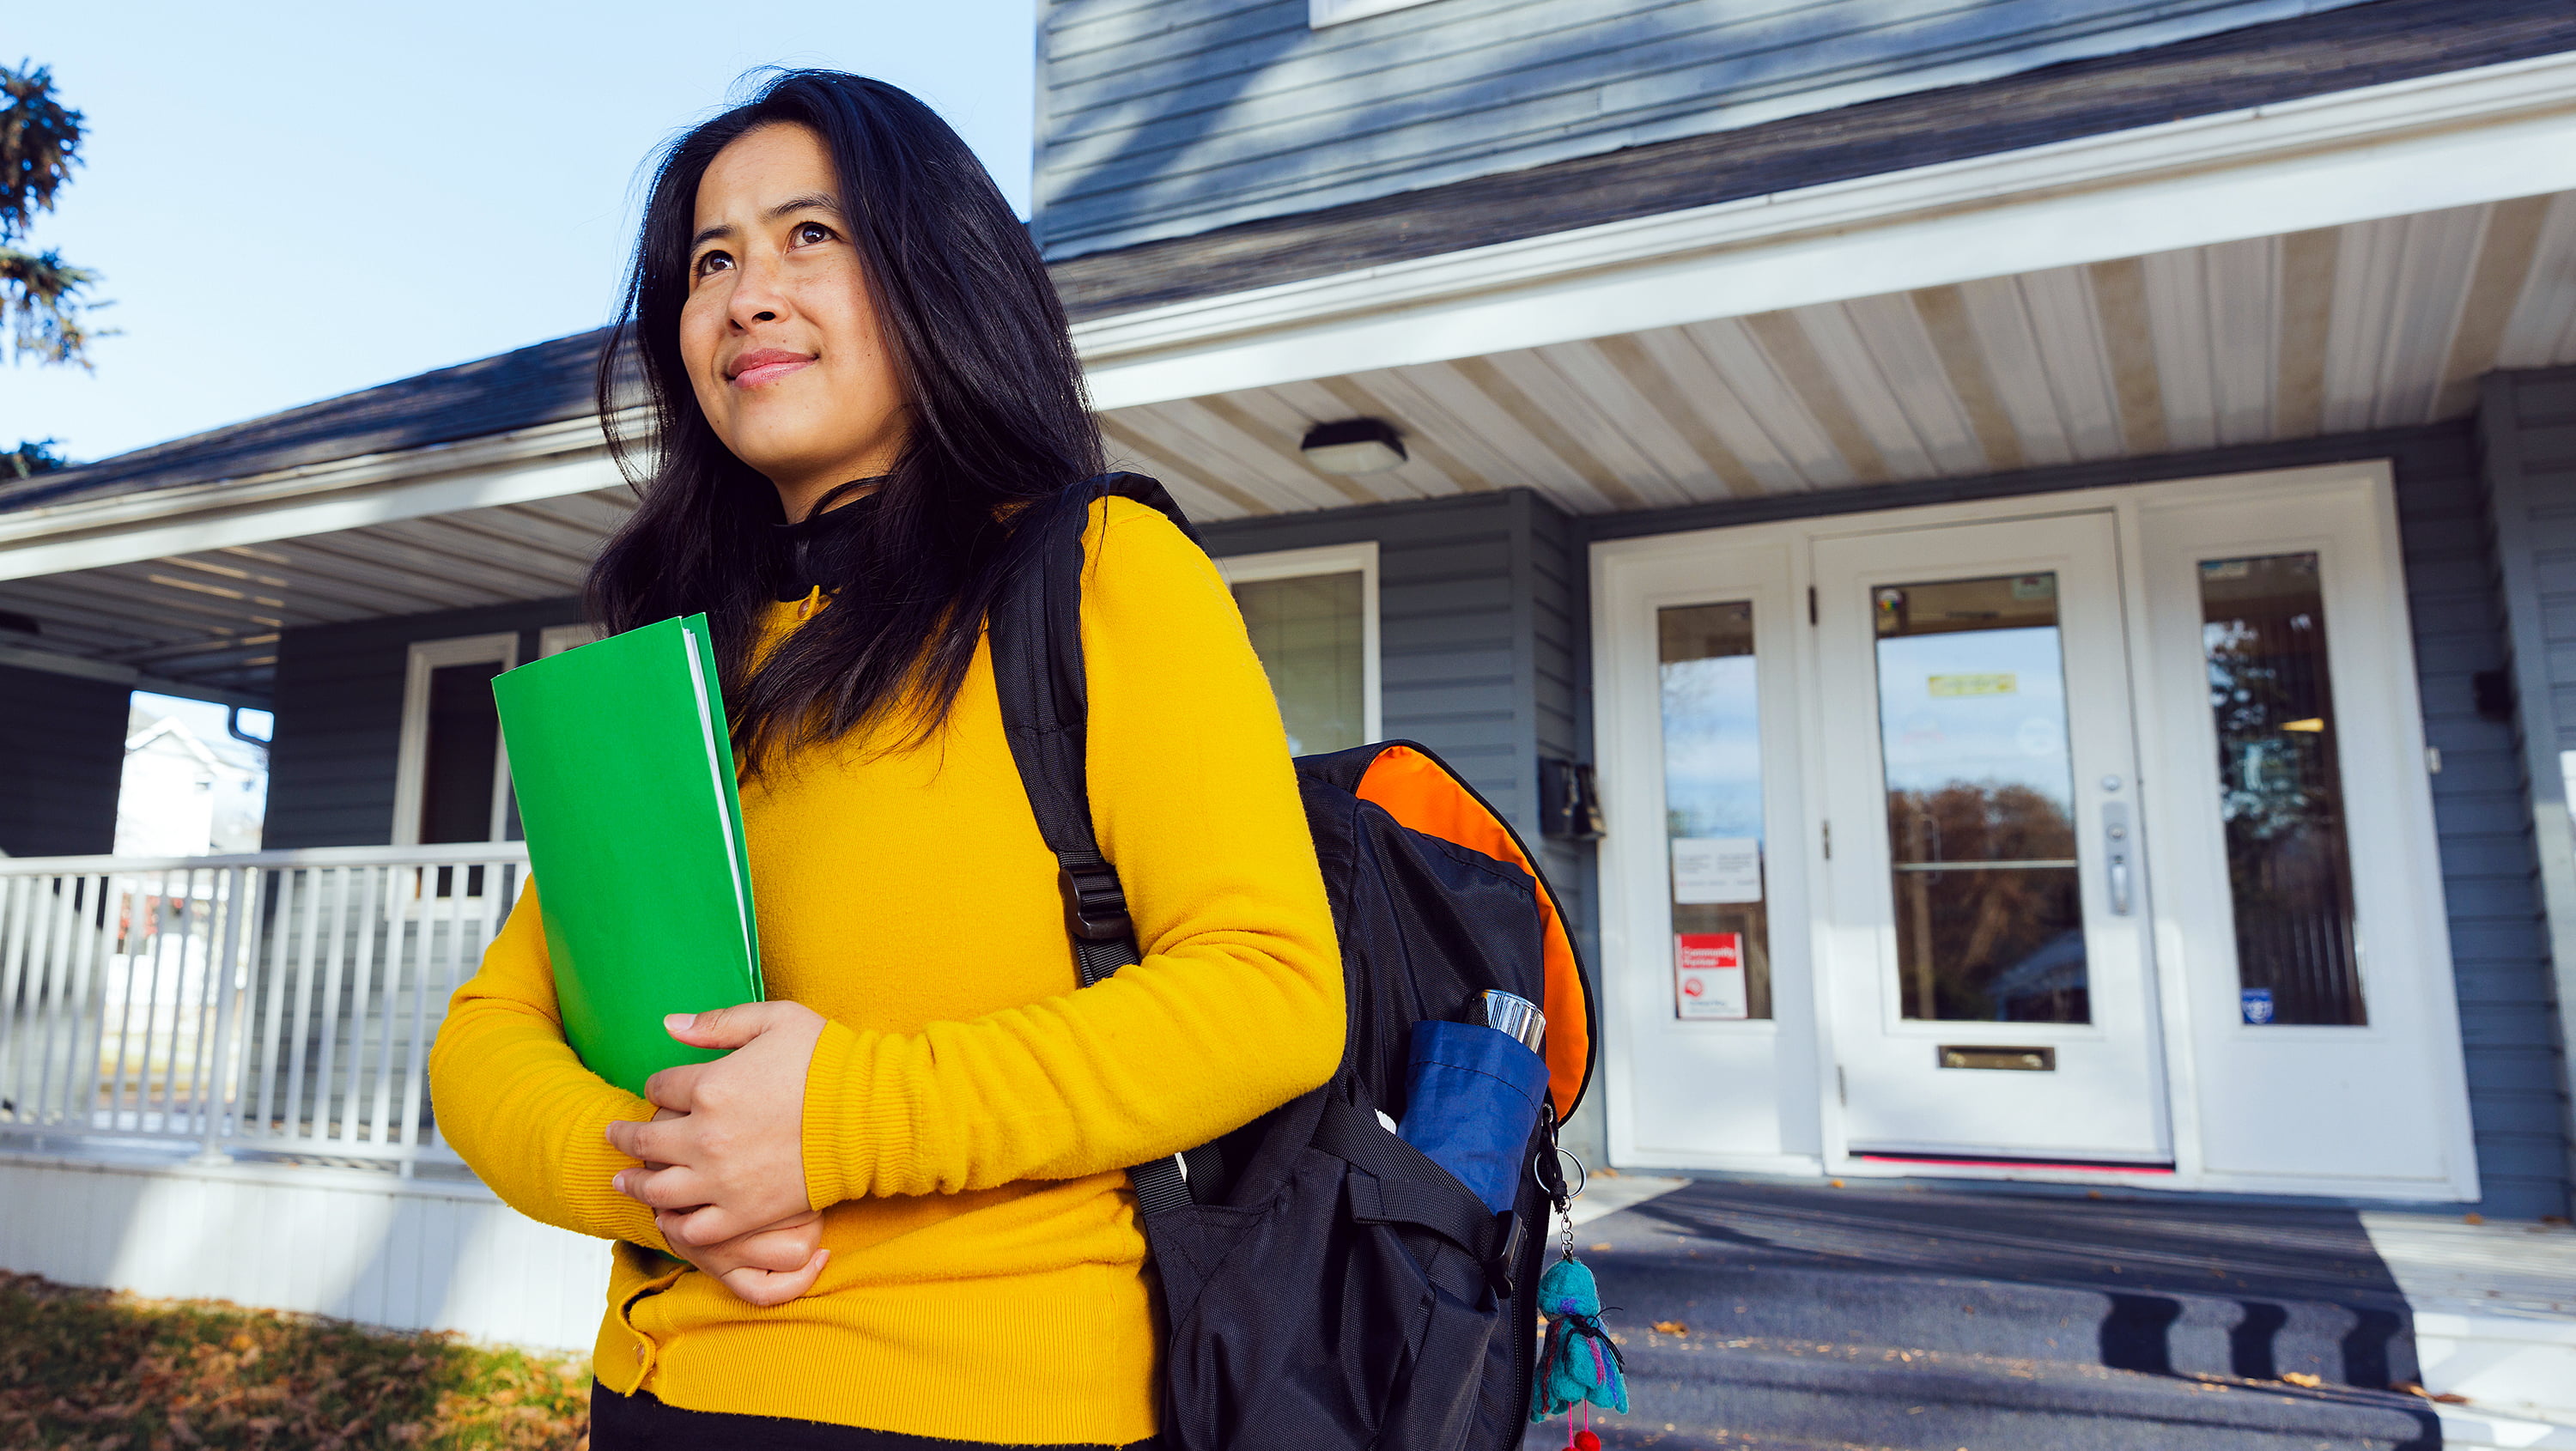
[1594, 464, 2478, 1198]
[1813, 513, 2171, 1163]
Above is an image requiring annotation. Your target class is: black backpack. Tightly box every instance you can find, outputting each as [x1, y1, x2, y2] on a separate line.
[989, 473, 1599, 1451]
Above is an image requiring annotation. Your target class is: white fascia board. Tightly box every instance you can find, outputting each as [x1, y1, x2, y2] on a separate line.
[0, 415, 636, 581]
[1075, 52, 2576, 410]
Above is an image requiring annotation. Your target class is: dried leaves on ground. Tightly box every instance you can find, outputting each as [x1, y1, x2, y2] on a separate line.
[0, 1271, 588, 1450]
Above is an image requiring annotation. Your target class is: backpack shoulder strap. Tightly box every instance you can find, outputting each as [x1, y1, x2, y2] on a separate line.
[987, 471, 1196, 969]
[987, 471, 1201, 1216]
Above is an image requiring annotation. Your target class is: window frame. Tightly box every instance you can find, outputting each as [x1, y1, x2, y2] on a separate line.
[538, 623, 603, 658]
[1215, 540, 1383, 747]
[390, 632, 519, 847]
[1309, 0, 1438, 27]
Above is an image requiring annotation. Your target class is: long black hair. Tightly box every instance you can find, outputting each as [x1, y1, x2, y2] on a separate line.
[589, 70, 1101, 772]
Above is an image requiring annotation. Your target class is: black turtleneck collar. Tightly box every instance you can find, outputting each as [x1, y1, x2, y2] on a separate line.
[769, 480, 887, 602]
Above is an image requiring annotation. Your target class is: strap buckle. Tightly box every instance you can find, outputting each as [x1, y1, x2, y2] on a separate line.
[1058, 862, 1133, 942]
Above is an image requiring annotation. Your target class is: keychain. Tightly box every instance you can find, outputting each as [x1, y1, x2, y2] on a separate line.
[1528, 1120, 1627, 1449]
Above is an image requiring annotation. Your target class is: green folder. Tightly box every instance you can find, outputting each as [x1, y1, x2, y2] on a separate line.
[491, 614, 762, 1098]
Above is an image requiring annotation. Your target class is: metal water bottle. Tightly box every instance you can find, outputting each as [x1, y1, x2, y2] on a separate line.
[1473, 989, 1546, 1054]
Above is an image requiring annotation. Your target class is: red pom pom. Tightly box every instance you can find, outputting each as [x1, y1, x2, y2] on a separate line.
[1573, 1432, 1601, 1451]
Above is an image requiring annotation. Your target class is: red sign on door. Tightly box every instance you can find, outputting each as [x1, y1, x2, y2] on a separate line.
[1674, 932, 1748, 1020]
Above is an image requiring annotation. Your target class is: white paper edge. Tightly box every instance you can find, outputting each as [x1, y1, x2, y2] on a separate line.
[683, 625, 758, 998]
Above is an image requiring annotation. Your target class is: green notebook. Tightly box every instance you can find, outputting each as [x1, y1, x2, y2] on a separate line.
[491, 614, 762, 1098]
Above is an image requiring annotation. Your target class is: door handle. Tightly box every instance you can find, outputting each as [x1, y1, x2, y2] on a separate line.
[2103, 801, 2134, 915]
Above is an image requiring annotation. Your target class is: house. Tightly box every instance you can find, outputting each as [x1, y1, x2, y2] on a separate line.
[4, 0, 2575, 1416]
[113, 698, 268, 859]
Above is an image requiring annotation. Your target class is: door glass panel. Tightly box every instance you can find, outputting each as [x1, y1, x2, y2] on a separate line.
[1660, 603, 1769, 1020]
[1873, 574, 2088, 1023]
[1233, 571, 1365, 756]
[2200, 553, 2365, 1026]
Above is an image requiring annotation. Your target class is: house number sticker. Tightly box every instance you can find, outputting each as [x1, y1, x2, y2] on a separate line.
[1675, 933, 1749, 1020]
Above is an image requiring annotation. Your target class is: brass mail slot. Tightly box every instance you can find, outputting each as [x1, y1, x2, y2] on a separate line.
[1939, 1045, 2056, 1072]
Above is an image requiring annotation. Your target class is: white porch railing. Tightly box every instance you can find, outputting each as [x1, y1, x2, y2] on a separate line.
[0, 842, 529, 1171]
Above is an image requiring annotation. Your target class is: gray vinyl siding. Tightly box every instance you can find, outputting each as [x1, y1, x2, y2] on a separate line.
[0, 666, 130, 858]
[258, 494, 1583, 851]
[2479, 366, 2576, 1220]
[1527, 493, 1593, 968]
[1588, 416, 2567, 1217]
[1204, 489, 1611, 1150]
[1204, 490, 1543, 829]
[264, 598, 585, 850]
[1033, 0, 2369, 258]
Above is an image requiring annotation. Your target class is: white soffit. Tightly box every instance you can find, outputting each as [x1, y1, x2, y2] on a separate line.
[1073, 51, 2576, 411]
[0, 488, 636, 692]
[0, 414, 636, 584]
[1097, 191, 2576, 522]
[15, 181, 2575, 681]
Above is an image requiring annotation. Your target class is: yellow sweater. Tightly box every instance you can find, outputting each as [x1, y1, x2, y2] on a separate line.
[428, 498, 1344, 1443]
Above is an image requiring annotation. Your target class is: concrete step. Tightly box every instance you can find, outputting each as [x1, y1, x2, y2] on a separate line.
[1575, 1256, 2413, 1387]
[1506, 1176, 2475, 1449]
[1530, 1336, 2442, 1450]
[1577, 1179, 2421, 1386]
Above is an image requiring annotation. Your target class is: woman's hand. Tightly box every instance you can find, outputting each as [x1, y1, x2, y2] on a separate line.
[661, 1207, 829, 1307]
[604, 1001, 828, 1247]
[627, 1108, 829, 1306]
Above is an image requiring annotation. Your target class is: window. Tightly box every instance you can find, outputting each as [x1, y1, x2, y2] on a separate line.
[1309, 0, 1439, 26]
[1870, 574, 2087, 1024]
[392, 633, 517, 847]
[539, 623, 603, 658]
[2199, 553, 2365, 1026]
[1659, 602, 1770, 1020]
[1217, 543, 1381, 756]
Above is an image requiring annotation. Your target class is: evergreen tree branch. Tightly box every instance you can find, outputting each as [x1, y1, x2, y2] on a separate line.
[0, 245, 113, 369]
[1, 60, 82, 244]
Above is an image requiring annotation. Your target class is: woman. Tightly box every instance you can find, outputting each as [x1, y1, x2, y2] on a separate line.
[428, 71, 1343, 1449]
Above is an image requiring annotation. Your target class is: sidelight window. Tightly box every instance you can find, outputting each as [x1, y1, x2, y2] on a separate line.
[1659, 602, 1771, 1020]
[2199, 553, 2365, 1026]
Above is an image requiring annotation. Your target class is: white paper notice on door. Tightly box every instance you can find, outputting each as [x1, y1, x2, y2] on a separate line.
[1671, 836, 1762, 903]
[1674, 933, 1749, 1019]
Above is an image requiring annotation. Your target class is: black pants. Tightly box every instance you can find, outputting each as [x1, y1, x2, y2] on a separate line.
[591, 1383, 1160, 1451]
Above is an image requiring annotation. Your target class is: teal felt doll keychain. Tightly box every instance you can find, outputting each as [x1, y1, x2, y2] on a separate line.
[1528, 1147, 1627, 1449]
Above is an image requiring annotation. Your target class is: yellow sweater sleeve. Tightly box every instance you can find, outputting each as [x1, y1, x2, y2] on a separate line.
[428, 882, 667, 1246]
[798, 501, 1346, 1205]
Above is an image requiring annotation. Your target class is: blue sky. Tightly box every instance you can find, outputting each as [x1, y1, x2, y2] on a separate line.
[4, 1, 1036, 465]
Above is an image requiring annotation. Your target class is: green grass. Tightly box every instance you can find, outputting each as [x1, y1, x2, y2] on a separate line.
[0, 1271, 589, 1450]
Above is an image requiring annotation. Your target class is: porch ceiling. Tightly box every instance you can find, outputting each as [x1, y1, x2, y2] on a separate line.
[9, 191, 2575, 698]
[0, 489, 632, 695]
[1100, 191, 2576, 522]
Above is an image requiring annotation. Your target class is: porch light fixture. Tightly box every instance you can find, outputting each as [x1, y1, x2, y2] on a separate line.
[1301, 417, 1407, 474]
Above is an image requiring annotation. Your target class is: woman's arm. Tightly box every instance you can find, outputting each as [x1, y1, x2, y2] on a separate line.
[428, 885, 671, 1244]
[440, 890, 832, 1305]
[613, 499, 1345, 1235]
